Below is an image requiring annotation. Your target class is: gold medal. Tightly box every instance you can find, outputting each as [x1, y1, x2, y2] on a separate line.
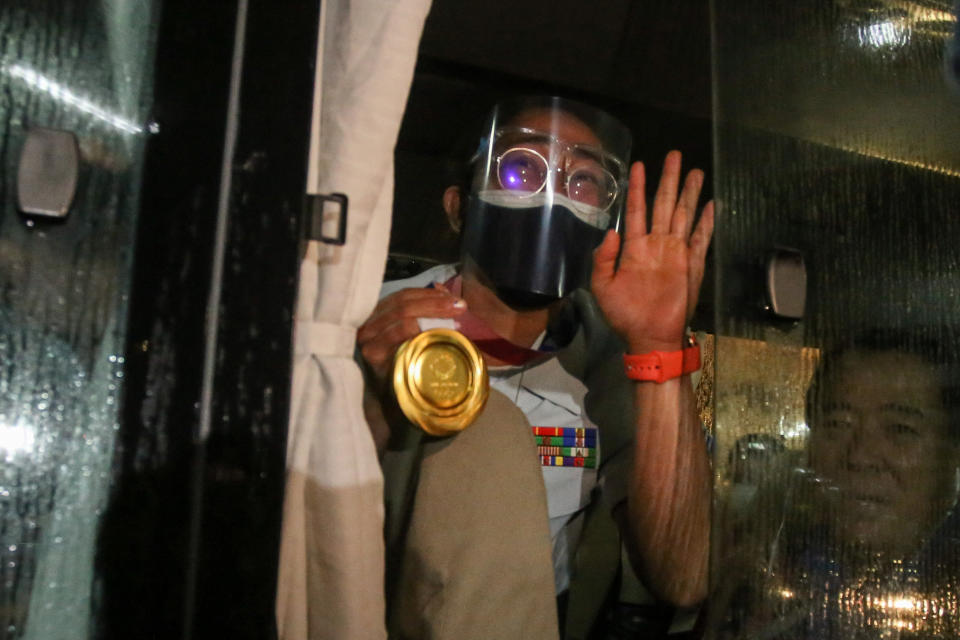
[392, 328, 489, 437]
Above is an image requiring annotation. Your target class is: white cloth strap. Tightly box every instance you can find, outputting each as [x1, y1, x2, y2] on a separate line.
[294, 320, 358, 358]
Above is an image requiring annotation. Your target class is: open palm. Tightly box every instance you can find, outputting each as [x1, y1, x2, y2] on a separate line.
[591, 151, 714, 353]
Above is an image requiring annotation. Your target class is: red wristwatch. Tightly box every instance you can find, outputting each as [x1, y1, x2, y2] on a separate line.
[623, 336, 701, 383]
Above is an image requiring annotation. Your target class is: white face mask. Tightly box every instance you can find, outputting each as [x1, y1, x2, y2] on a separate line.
[476, 189, 611, 230]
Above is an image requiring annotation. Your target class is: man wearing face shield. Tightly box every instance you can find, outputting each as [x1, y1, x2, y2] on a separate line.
[359, 97, 714, 639]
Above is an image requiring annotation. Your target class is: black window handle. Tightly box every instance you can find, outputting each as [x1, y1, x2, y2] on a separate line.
[305, 192, 348, 246]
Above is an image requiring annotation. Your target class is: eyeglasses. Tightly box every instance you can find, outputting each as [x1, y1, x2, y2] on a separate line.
[491, 127, 625, 213]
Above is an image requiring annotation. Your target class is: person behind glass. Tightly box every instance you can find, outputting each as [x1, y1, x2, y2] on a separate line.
[359, 97, 714, 638]
[717, 329, 960, 639]
[808, 331, 960, 557]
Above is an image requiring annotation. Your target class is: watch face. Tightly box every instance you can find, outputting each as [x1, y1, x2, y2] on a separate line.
[393, 329, 489, 437]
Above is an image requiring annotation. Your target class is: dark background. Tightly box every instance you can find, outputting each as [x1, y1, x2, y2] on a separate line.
[391, 0, 715, 268]
[388, 0, 960, 343]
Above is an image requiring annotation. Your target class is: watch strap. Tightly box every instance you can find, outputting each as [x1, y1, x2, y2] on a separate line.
[623, 337, 701, 383]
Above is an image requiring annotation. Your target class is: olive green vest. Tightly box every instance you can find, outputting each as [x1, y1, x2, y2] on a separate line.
[381, 291, 638, 639]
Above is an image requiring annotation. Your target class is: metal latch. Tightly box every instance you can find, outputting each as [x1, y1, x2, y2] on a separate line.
[305, 192, 348, 245]
[764, 247, 806, 320]
[17, 127, 79, 220]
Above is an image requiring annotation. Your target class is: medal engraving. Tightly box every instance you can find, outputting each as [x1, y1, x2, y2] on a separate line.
[417, 346, 470, 407]
[393, 329, 489, 436]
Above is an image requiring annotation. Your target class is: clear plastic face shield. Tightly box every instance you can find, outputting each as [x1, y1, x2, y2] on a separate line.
[460, 97, 632, 308]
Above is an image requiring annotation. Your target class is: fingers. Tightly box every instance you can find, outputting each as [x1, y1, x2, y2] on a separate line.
[623, 161, 647, 240]
[358, 316, 424, 379]
[651, 151, 682, 234]
[650, 151, 709, 242]
[358, 287, 465, 341]
[674, 169, 704, 239]
[591, 229, 621, 293]
[358, 288, 465, 343]
[685, 201, 714, 323]
[357, 286, 467, 378]
[689, 200, 714, 263]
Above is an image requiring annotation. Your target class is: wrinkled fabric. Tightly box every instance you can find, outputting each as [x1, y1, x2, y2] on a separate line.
[276, 1, 433, 638]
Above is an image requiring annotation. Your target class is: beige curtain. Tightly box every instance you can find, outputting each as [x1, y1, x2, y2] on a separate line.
[276, 0, 433, 638]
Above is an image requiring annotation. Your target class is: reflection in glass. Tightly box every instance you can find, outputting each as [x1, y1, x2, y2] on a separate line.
[2, 64, 145, 134]
[710, 0, 960, 637]
[715, 332, 960, 638]
[0, 310, 85, 635]
[0, 0, 157, 636]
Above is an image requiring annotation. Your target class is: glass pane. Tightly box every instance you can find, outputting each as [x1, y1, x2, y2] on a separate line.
[709, 1, 960, 638]
[0, 0, 157, 636]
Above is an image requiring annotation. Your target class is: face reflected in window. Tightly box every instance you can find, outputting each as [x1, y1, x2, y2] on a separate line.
[808, 349, 959, 554]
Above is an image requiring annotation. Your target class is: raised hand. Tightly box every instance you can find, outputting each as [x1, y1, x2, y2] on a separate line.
[591, 151, 714, 353]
